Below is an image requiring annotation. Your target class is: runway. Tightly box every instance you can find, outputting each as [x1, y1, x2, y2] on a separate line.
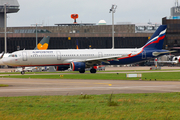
[0, 78, 180, 97]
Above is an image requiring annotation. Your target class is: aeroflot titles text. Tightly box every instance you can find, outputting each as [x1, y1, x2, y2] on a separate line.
[32, 51, 53, 53]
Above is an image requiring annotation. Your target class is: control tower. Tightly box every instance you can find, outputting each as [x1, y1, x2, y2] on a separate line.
[171, 0, 180, 19]
[0, 0, 19, 28]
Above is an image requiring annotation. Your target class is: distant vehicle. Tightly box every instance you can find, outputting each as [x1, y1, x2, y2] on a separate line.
[15, 67, 37, 72]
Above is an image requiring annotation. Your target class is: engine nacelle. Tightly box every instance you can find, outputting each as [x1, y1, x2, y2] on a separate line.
[172, 56, 180, 64]
[70, 62, 86, 71]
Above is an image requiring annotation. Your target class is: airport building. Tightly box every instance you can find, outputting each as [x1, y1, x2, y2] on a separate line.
[0, 23, 153, 53]
[0, 0, 179, 56]
[162, 2, 180, 55]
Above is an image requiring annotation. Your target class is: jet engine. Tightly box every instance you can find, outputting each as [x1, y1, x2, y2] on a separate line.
[172, 56, 180, 64]
[70, 62, 86, 72]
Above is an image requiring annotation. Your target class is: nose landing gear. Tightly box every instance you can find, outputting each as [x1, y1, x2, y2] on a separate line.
[21, 67, 25, 75]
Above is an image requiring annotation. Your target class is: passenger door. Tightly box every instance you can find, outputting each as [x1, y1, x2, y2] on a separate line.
[142, 50, 146, 59]
[57, 51, 61, 60]
[22, 52, 27, 61]
[98, 52, 103, 58]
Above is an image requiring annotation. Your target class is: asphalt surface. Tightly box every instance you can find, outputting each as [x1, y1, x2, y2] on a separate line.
[0, 78, 180, 97]
[0, 66, 180, 97]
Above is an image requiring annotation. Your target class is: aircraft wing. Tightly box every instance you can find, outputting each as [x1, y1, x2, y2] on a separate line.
[84, 55, 127, 64]
[63, 54, 128, 65]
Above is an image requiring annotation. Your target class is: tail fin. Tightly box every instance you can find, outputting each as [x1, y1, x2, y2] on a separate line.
[34, 36, 50, 50]
[142, 25, 167, 50]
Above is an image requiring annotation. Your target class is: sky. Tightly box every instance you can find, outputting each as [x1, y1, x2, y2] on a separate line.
[7, 0, 175, 27]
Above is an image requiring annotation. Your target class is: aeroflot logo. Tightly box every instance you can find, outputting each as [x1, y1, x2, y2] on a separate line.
[33, 51, 53, 53]
[37, 43, 48, 50]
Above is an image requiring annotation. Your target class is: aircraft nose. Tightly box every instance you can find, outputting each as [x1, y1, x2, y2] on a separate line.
[2, 58, 11, 65]
[0, 60, 5, 65]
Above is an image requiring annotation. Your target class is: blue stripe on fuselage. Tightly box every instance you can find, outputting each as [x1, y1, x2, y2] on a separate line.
[102, 49, 169, 65]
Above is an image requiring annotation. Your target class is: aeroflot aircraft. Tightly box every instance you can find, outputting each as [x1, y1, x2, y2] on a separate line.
[2, 25, 173, 74]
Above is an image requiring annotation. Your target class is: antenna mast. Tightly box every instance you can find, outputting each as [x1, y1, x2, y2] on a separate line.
[175, 0, 179, 7]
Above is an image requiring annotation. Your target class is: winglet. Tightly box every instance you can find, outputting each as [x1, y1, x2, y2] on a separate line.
[0, 52, 5, 59]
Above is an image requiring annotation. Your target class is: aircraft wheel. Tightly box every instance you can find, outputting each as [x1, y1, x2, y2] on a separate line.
[79, 70, 85, 73]
[21, 71, 25, 75]
[90, 69, 96, 73]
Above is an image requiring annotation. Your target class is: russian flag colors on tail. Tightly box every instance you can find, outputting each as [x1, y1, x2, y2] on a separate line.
[143, 25, 167, 50]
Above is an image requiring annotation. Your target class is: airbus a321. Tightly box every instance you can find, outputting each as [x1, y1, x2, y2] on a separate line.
[2, 25, 173, 74]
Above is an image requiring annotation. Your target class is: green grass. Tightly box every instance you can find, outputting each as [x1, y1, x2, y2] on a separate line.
[2, 72, 180, 81]
[0, 84, 9, 87]
[0, 69, 180, 74]
[0, 71, 79, 74]
[0, 93, 180, 119]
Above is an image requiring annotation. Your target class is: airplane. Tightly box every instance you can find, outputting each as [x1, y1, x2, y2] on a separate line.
[2, 25, 174, 74]
[172, 56, 180, 64]
[0, 36, 50, 66]
[152, 55, 178, 65]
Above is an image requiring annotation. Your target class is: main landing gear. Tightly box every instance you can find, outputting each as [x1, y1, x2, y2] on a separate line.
[90, 68, 96, 73]
[79, 68, 97, 74]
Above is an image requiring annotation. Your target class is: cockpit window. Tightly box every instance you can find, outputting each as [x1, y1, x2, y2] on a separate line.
[8, 54, 17, 57]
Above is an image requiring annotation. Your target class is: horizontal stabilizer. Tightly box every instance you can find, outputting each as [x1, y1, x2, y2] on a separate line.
[153, 50, 176, 56]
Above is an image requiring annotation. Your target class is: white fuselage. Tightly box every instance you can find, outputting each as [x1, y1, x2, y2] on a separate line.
[2, 48, 142, 67]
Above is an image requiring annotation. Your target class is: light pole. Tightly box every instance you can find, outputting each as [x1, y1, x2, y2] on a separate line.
[109, 4, 117, 49]
[31, 24, 42, 48]
[4, 3, 7, 53]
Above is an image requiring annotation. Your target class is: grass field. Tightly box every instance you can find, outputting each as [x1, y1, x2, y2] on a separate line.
[2, 72, 180, 81]
[1, 70, 180, 119]
[0, 84, 8, 87]
[0, 93, 180, 120]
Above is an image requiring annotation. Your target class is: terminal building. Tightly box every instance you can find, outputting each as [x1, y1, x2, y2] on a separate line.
[162, 2, 180, 55]
[0, 22, 152, 53]
[0, 0, 180, 56]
